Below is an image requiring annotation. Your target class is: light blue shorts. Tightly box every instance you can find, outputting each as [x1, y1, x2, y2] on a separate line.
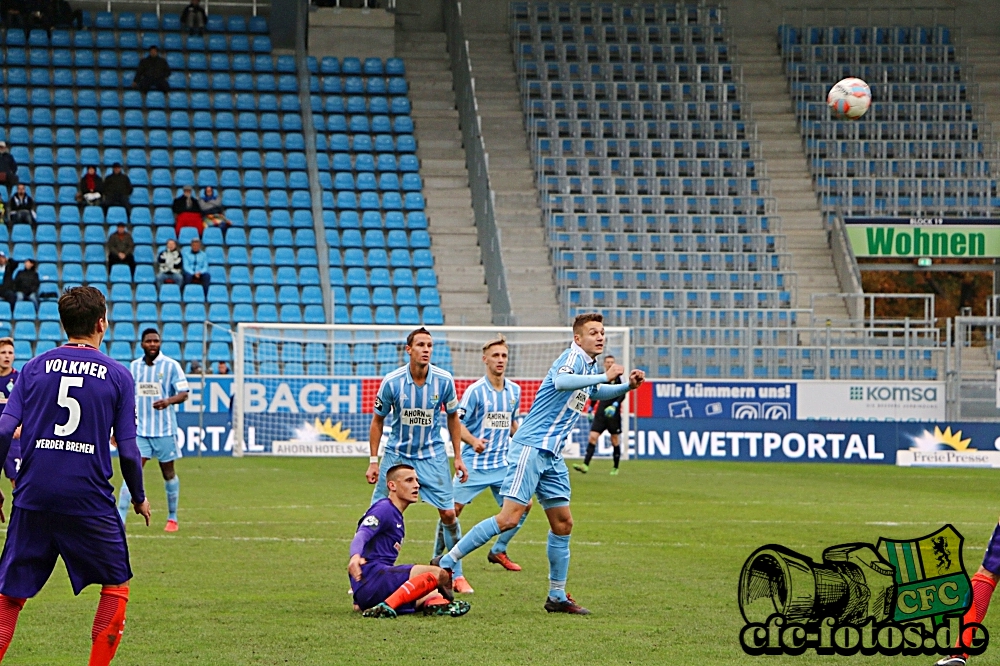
[371, 450, 454, 511]
[137, 436, 178, 463]
[500, 440, 571, 510]
[452, 465, 507, 508]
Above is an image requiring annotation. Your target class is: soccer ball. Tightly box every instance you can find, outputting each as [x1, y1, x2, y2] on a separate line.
[827, 77, 871, 120]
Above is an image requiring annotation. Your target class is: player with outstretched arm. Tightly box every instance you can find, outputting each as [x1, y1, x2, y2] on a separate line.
[0, 286, 150, 664]
[350, 464, 470, 619]
[366, 327, 473, 594]
[433, 313, 644, 614]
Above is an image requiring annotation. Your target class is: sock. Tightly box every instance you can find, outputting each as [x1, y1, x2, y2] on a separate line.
[439, 517, 501, 570]
[88, 586, 129, 666]
[583, 443, 596, 466]
[384, 572, 438, 610]
[612, 444, 621, 469]
[547, 531, 571, 602]
[0, 595, 25, 662]
[116, 482, 131, 525]
[958, 572, 997, 652]
[491, 511, 528, 555]
[432, 520, 445, 558]
[440, 519, 464, 578]
[165, 476, 179, 521]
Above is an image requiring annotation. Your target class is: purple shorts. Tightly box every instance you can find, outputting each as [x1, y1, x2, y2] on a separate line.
[350, 562, 415, 613]
[0, 507, 133, 598]
[3, 440, 19, 482]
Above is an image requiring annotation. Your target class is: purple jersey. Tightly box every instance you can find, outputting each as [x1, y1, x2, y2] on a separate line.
[350, 498, 405, 566]
[0, 370, 18, 416]
[2, 345, 142, 515]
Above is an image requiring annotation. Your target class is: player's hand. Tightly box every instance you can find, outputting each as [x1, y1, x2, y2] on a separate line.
[366, 462, 379, 485]
[470, 437, 487, 454]
[133, 499, 151, 526]
[628, 369, 646, 390]
[606, 363, 625, 382]
[454, 458, 468, 484]
[152, 399, 169, 410]
[348, 554, 366, 582]
[11, 426, 20, 440]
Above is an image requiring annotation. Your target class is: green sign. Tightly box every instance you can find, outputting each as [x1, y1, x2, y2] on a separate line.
[845, 218, 1000, 258]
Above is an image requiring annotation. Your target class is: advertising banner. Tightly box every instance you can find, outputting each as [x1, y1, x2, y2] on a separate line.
[796, 381, 944, 421]
[844, 217, 1000, 258]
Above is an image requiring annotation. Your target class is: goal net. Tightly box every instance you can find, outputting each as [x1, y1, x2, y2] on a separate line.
[231, 324, 631, 458]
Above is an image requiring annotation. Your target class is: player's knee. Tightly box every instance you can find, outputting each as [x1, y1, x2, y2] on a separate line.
[497, 510, 522, 531]
[439, 509, 457, 524]
[434, 568, 450, 587]
[976, 565, 1000, 582]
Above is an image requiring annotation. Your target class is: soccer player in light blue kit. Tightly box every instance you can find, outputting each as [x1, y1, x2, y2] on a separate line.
[434, 313, 645, 614]
[433, 334, 530, 574]
[117, 329, 189, 532]
[367, 327, 472, 594]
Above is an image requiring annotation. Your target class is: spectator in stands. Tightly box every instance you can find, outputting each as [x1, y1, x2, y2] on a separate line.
[173, 185, 203, 237]
[45, 0, 81, 29]
[181, 0, 207, 36]
[0, 251, 16, 308]
[7, 183, 34, 228]
[77, 165, 103, 209]
[199, 186, 230, 231]
[188, 360, 203, 375]
[23, 0, 49, 30]
[216, 361, 230, 375]
[107, 222, 136, 278]
[12, 258, 39, 308]
[0, 142, 18, 188]
[102, 163, 133, 213]
[156, 238, 183, 287]
[2, 0, 26, 29]
[182, 238, 211, 296]
[133, 45, 171, 95]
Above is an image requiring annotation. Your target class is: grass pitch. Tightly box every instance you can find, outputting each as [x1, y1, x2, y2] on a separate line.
[6, 457, 999, 665]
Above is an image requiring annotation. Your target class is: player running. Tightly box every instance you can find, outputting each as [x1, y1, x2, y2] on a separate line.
[117, 329, 189, 532]
[367, 327, 473, 593]
[433, 335, 529, 572]
[351, 464, 470, 619]
[574, 354, 623, 476]
[0, 339, 20, 487]
[0, 286, 150, 665]
[434, 313, 644, 614]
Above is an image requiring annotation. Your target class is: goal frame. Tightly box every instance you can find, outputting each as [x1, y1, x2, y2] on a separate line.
[232, 323, 631, 457]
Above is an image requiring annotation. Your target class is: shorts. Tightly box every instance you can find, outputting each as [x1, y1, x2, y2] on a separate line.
[591, 411, 622, 436]
[3, 440, 19, 481]
[453, 465, 507, 508]
[137, 435, 178, 463]
[500, 440, 571, 510]
[371, 450, 454, 510]
[350, 562, 416, 613]
[0, 507, 132, 598]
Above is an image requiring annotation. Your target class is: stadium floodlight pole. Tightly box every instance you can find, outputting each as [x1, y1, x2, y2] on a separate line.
[199, 318, 208, 459]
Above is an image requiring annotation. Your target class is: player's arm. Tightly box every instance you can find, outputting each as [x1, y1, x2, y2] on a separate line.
[591, 369, 645, 400]
[348, 515, 382, 581]
[458, 389, 485, 453]
[443, 379, 467, 482]
[0, 413, 19, 522]
[154, 365, 190, 410]
[367, 382, 392, 484]
[114, 376, 151, 525]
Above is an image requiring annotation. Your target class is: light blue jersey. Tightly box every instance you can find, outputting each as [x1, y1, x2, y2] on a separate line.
[374, 364, 459, 460]
[131, 354, 189, 438]
[511, 342, 603, 456]
[459, 377, 521, 471]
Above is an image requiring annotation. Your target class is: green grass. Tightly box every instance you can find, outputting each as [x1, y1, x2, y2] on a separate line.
[6, 458, 1000, 665]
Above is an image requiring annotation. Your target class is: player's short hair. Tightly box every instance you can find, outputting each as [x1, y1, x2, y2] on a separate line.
[482, 334, 507, 353]
[140, 327, 160, 341]
[386, 464, 415, 484]
[604, 354, 615, 361]
[572, 312, 604, 335]
[405, 327, 432, 347]
[0, 337, 12, 351]
[58, 286, 106, 338]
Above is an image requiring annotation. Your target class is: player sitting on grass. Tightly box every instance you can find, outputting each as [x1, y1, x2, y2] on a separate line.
[434, 313, 644, 614]
[574, 354, 623, 476]
[350, 464, 470, 619]
[0, 286, 150, 665]
[367, 328, 473, 594]
[433, 335, 530, 572]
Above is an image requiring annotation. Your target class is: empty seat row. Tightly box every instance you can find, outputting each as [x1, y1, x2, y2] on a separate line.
[513, 22, 726, 45]
[0, 89, 303, 112]
[329, 248, 434, 269]
[550, 213, 772, 234]
[11, 131, 309, 156]
[540, 156, 761, 177]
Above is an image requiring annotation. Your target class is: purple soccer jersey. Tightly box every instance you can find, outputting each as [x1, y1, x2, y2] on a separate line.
[0, 370, 19, 480]
[0, 345, 144, 515]
[349, 498, 415, 612]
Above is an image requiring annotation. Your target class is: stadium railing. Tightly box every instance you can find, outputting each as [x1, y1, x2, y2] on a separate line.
[99, 0, 269, 17]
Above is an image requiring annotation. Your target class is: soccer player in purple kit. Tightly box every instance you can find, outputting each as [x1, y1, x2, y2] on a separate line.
[350, 464, 470, 619]
[0, 339, 20, 487]
[0, 287, 151, 665]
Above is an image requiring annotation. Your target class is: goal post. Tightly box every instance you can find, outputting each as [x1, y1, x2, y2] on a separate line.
[231, 324, 631, 458]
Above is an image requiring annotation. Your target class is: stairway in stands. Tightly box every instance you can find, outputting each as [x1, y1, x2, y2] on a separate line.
[734, 34, 848, 321]
[396, 32, 492, 325]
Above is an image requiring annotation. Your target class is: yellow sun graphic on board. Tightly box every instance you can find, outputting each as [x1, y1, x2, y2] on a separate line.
[934, 426, 972, 451]
[314, 418, 352, 442]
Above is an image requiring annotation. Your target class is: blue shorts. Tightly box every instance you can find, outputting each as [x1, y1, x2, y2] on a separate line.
[2, 440, 19, 482]
[137, 435, 178, 463]
[372, 450, 454, 511]
[0, 507, 132, 598]
[500, 440, 571, 510]
[453, 465, 506, 508]
[350, 562, 416, 613]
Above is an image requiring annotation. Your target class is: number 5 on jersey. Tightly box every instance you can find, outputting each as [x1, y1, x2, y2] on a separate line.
[55, 376, 84, 437]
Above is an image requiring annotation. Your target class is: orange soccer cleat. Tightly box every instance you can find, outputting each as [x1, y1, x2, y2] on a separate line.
[487, 551, 522, 571]
[164, 519, 178, 533]
[452, 576, 474, 594]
